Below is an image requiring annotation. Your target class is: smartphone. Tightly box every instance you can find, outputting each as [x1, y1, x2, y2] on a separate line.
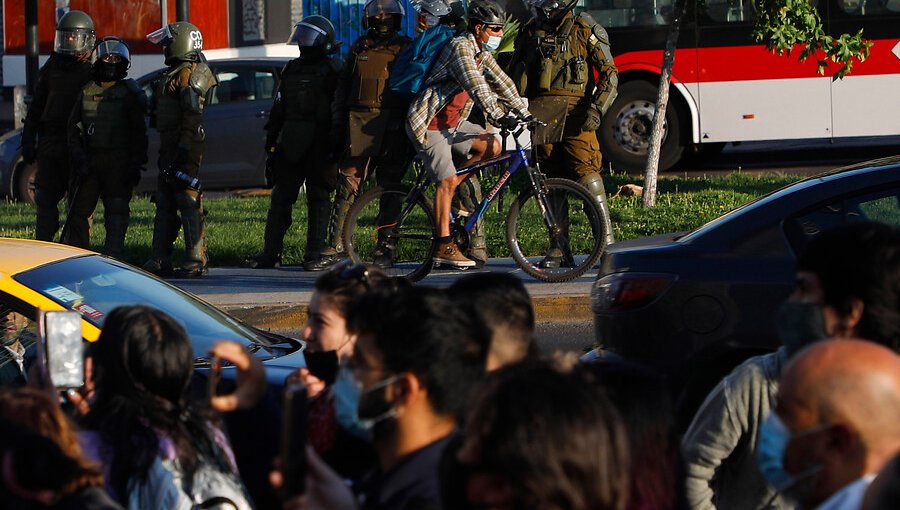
[280, 380, 308, 499]
[37, 310, 83, 388]
[208, 356, 222, 399]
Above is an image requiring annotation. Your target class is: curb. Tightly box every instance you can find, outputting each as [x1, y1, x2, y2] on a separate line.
[221, 294, 593, 332]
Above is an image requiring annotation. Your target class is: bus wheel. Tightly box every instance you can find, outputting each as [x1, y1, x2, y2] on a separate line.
[599, 80, 684, 172]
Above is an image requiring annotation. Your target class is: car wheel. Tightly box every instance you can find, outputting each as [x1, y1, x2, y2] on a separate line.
[599, 80, 684, 172]
[14, 158, 36, 204]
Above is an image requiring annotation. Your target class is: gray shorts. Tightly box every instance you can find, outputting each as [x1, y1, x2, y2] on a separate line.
[414, 121, 497, 182]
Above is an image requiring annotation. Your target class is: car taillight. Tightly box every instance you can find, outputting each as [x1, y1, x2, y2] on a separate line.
[592, 272, 676, 312]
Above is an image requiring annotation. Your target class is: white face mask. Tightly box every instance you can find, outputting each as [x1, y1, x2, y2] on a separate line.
[483, 35, 502, 52]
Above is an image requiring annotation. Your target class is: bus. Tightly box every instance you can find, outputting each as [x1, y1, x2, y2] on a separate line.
[579, 0, 900, 170]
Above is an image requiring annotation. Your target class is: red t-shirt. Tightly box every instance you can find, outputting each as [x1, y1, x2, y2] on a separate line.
[428, 90, 471, 131]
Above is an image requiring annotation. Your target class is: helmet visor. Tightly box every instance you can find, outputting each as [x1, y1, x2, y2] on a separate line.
[146, 25, 173, 46]
[288, 23, 326, 47]
[96, 39, 131, 64]
[364, 0, 406, 17]
[54, 29, 96, 55]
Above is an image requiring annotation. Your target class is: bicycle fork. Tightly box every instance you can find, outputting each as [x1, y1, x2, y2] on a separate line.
[525, 165, 576, 267]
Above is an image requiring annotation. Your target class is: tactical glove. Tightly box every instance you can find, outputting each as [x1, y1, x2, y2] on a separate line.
[581, 108, 602, 133]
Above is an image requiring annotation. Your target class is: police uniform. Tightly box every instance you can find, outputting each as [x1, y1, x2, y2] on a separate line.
[65, 76, 148, 258]
[313, 32, 412, 268]
[258, 55, 342, 266]
[21, 53, 93, 241]
[148, 59, 216, 274]
[509, 9, 618, 245]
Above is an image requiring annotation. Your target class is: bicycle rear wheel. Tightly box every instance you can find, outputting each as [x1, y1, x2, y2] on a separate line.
[506, 178, 606, 282]
[342, 185, 437, 282]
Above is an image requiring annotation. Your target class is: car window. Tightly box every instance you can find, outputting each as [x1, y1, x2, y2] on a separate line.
[213, 69, 276, 104]
[784, 186, 900, 253]
[12, 256, 286, 359]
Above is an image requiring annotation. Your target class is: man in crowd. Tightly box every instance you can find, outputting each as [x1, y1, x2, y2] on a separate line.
[406, 0, 531, 268]
[766, 339, 900, 509]
[507, 0, 618, 264]
[310, 0, 413, 271]
[65, 37, 148, 259]
[143, 22, 217, 277]
[682, 222, 900, 509]
[246, 16, 342, 271]
[21, 10, 95, 242]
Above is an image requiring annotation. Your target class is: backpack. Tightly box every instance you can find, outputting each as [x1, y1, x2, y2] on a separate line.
[387, 24, 456, 98]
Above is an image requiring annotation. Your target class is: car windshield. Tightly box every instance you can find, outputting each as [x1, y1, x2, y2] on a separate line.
[14, 255, 289, 359]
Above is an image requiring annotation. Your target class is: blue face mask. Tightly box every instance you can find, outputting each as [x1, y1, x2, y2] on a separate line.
[774, 302, 828, 357]
[483, 35, 502, 52]
[757, 413, 825, 497]
[333, 366, 399, 440]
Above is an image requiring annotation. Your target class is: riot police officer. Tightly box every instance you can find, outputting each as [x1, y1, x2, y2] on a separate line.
[65, 37, 148, 259]
[143, 22, 217, 277]
[304, 0, 412, 271]
[21, 10, 94, 242]
[245, 16, 342, 270]
[508, 0, 618, 265]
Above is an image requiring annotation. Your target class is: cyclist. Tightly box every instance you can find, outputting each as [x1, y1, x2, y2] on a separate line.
[406, 0, 532, 268]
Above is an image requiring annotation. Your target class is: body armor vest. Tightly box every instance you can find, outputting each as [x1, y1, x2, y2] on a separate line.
[526, 15, 591, 97]
[281, 59, 336, 124]
[154, 62, 194, 132]
[39, 55, 92, 133]
[80, 80, 136, 150]
[348, 37, 406, 109]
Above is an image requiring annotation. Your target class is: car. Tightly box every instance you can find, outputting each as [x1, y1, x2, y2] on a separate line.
[588, 156, 900, 423]
[1, 57, 290, 203]
[0, 238, 306, 384]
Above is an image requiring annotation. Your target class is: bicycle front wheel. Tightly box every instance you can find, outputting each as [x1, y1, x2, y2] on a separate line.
[506, 178, 606, 282]
[342, 185, 437, 282]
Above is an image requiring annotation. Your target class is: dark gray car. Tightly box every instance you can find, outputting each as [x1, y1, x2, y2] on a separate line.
[1, 57, 290, 202]
[588, 156, 900, 425]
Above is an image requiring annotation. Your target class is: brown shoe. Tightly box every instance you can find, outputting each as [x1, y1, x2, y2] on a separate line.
[434, 241, 476, 268]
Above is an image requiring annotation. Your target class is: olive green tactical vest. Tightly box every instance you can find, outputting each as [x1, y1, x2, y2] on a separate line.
[154, 62, 193, 132]
[348, 38, 405, 109]
[80, 81, 132, 150]
[527, 15, 591, 97]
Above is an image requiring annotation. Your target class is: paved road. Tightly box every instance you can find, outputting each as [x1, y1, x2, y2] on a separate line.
[171, 257, 595, 334]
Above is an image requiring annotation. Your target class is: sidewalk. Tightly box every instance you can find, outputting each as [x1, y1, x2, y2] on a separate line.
[173, 257, 596, 332]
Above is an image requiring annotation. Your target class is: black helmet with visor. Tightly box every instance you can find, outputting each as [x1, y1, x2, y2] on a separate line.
[288, 16, 339, 54]
[411, 0, 466, 31]
[525, 0, 578, 21]
[54, 10, 96, 57]
[94, 37, 131, 81]
[363, 0, 405, 35]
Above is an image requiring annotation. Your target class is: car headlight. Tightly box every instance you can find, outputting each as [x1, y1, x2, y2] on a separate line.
[592, 272, 676, 313]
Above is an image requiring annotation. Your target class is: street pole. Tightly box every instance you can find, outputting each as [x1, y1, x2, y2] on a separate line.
[176, 0, 190, 21]
[25, 0, 39, 100]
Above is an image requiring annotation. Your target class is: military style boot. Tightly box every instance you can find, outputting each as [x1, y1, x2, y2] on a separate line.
[142, 192, 178, 276]
[177, 191, 208, 277]
[305, 181, 356, 271]
[303, 184, 333, 271]
[102, 197, 131, 260]
[454, 177, 487, 268]
[578, 172, 615, 247]
[246, 201, 294, 269]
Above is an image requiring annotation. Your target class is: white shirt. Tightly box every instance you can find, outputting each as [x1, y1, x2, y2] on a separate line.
[814, 474, 877, 510]
[3, 342, 26, 377]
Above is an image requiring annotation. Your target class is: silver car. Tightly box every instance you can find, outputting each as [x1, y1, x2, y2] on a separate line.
[1, 57, 290, 202]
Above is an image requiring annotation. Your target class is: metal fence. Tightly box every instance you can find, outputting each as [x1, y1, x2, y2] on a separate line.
[302, 0, 419, 57]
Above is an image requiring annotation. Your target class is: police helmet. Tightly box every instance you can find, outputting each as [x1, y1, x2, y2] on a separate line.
[54, 10, 96, 57]
[362, 0, 405, 34]
[526, 0, 578, 20]
[412, 0, 466, 31]
[468, 0, 506, 27]
[288, 16, 339, 54]
[147, 22, 203, 65]
[94, 37, 131, 81]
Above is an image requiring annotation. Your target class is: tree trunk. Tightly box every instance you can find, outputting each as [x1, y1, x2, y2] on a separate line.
[642, 0, 687, 208]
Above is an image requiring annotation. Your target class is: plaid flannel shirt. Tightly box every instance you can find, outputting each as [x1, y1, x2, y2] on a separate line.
[407, 32, 529, 147]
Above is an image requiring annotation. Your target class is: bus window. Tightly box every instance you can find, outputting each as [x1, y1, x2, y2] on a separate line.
[839, 0, 899, 15]
[699, 0, 755, 23]
[580, 0, 673, 27]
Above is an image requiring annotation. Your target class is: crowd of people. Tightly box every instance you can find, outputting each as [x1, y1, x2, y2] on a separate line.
[24, 0, 620, 276]
[1, 220, 899, 510]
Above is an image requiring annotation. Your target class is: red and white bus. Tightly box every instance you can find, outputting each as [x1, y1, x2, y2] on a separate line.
[580, 0, 900, 170]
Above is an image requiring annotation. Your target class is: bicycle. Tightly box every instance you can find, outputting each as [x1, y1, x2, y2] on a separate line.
[341, 118, 608, 282]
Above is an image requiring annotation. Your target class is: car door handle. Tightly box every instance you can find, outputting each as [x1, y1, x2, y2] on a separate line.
[255, 111, 270, 118]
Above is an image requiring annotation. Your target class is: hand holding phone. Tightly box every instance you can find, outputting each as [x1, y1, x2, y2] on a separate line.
[208, 356, 222, 400]
[280, 380, 308, 500]
[37, 310, 83, 389]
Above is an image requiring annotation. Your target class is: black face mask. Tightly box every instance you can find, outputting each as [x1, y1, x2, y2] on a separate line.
[95, 62, 126, 82]
[304, 349, 339, 385]
[775, 302, 829, 357]
[299, 47, 326, 61]
[369, 18, 396, 36]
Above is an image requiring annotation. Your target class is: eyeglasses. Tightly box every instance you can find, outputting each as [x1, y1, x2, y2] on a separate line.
[484, 25, 503, 34]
